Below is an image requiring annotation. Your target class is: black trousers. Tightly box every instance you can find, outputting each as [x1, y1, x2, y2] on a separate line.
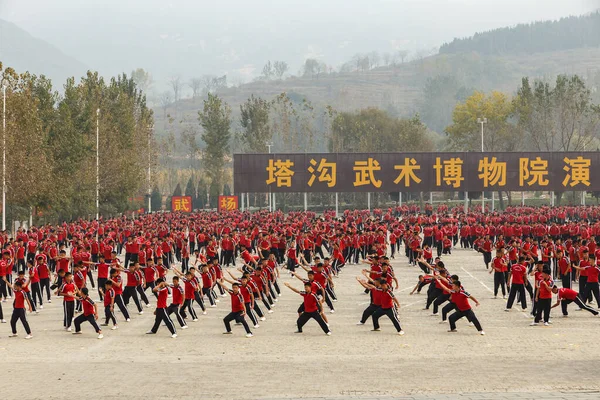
[10, 308, 31, 334]
[136, 285, 150, 305]
[426, 287, 442, 310]
[193, 291, 206, 311]
[63, 301, 75, 328]
[372, 307, 402, 332]
[583, 282, 600, 308]
[40, 278, 51, 301]
[561, 296, 599, 316]
[534, 298, 552, 323]
[97, 278, 107, 300]
[181, 299, 197, 320]
[104, 305, 117, 325]
[449, 309, 482, 331]
[122, 286, 143, 312]
[150, 308, 176, 334]
[25, 292, 36, 312]
[245, 303, 258, 325]
[506, 283, 527, 310]
[223, 311, 251, 334]
[30, 282, 43, 307]
[297, 311, 329, 333]
[251, 295, 265, 317]
[74, 314, 101, 333]
[360, 304, 380, 323]
[167, 303, 186, 327]
[493, 271, 506, 296]
[433, 293, 450, 314]
[561, 273, 571, 289]
[202, 287, 216, 306]
[114, 294, 131, 319]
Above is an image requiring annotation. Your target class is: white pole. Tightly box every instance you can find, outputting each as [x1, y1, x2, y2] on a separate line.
[429, 192, 433, 204]
[521, 192, 525, 206]
[2, 85, 5, 232]
[551, 191, 554, 207]
[96, 108, 100, 220]
[303, 193, 307, 211]
[399, 192, 402, 206]
[464, 191, 468, 214]
[272, 192, 276, 211]
[367, 192, 371, 212]
[147, 126, 151, 213]
[491, 191, 495, 212]
[582, 191, 586, 206]
[241, 192, 245, 211]
[335, 193, 339, 218]
[246, 193, 250, 211]
[478, 117, 487, 211]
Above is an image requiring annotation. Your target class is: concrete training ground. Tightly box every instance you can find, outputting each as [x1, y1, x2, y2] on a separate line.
[2, 246, 600, 399]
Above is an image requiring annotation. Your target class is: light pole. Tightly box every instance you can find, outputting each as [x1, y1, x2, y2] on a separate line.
[266, 141, 273, 212]
[477, 117, 487, 211]
[147, 124, 152, 213]
[2, 83, 6, 232]
[96, 108, 100, 220]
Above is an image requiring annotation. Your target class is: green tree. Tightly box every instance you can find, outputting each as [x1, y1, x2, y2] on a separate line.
[445, 90, 519, 151]
[198, 93, 231, 191]
[196, 179, 208, 209]
[240, 95, 271, 152]
[173, 183, 182, 197]
[151, 186, 162, 211]
[223, 183, 232, 196]
[209, 180, 220, 208]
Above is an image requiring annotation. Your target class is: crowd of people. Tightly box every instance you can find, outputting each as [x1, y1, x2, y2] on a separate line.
[1, 203, 599, 339]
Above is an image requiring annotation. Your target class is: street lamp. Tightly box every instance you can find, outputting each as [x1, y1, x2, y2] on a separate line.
[2, 80, 7, 232]
[477, 117, 487, 211]
[266, 142, 274, 212]
[96, 108, 100, 220]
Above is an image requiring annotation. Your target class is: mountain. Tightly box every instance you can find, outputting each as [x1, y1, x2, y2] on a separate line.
[440, 12, 600, 56]
[0, 18, 87, 87]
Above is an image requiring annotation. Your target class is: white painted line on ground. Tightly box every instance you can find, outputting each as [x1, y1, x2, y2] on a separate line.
[460, 266, 493, 293]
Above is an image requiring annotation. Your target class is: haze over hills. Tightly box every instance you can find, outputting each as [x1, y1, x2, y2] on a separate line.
[0, 0, 596, 84]
[0, 18, 87, 86]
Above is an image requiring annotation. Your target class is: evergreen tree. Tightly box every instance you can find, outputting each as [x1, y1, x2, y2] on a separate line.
[151, 186, 162, 212]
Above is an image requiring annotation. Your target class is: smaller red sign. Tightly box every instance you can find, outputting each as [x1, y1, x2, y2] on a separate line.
[171, 196, 193, 213]
[218, 196, 239, 212]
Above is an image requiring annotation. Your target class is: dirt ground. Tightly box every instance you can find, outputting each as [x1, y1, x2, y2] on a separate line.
[3, 247, 600, 399]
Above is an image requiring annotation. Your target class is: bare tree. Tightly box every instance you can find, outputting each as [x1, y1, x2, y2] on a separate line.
[369, 51, 380, 68]
[397, 50, 409, 64]
[189, 78, 202, 99]
[262, 61, 274, 80]
[159, 91, 171, 120]
[273, 61, 289, 80]
[382, 52, 391, 66]
[201, 74, 217, 95]
[169, 75, 182, 104]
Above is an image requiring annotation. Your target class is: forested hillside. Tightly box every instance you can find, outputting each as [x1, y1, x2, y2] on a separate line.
[440, 12, 600, 55]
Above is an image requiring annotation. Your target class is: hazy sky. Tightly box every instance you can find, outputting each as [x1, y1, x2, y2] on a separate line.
[0, 0, 598, 83]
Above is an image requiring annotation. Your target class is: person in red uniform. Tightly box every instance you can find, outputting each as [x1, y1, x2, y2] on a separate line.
[489, 250, 508, 299]
[436, 277, 485, 335]
[505, 256, 528, 311]
[72, 287, 103, 339]
[100, 280, 118, 329]
[217, 280, 253, 337]
[7, 280, 32, 339]
[166, 275, 188, 329]
[37, 255, 52, 304]
[532, 270, 554, 326]
[356, 277, 382, 324]
[285, 281, 330, 335]
[172, 268, 198, 323]
[146, 278, 177, 338]
[552, 286, 599, 316]
[370, 280, 404, 335]
[58, 272, 77, 331]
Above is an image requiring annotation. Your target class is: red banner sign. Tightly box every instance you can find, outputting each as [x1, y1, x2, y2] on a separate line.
[171, 196, 193, 212]
[218, 196, 239, 212]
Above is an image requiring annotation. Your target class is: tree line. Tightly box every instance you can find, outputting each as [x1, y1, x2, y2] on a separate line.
[440, 12, 600, 56]
[0, 63, 154, 223]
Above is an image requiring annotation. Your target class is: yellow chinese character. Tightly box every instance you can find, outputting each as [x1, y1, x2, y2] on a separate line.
[478, 157, 506, 187]
[393, 158, 421, 187]
[562, 156, 591, 187]
[181, 197, 191, 212]
[353, 158, 382, 188]
[307, 158, 337, 187]
[173, 198, 182, 211]
[220, 197, 228, 210]
[519, 157, 549, 186]
[266, 159, 295, 187]
[434, 157, 464, 188]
